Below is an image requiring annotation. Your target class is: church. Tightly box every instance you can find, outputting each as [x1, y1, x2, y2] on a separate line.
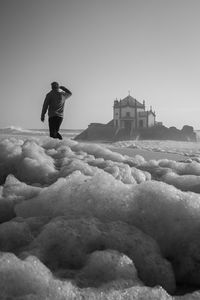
[75, 93, 196, 141]
[113, 94, 156, 135]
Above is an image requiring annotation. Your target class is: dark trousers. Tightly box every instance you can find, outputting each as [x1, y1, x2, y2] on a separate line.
[48, 116, 63, 140]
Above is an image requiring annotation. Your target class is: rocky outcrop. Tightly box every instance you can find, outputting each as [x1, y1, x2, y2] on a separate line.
[138, 125, 196, 141]
[75, 122, 197, 142]
[75, 122, 116, 141]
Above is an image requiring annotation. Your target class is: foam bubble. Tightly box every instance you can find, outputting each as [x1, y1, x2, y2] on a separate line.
[76, 249, 141, 287]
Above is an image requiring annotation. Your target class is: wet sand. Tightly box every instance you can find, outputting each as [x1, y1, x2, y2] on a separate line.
[110, 146, 186, 161]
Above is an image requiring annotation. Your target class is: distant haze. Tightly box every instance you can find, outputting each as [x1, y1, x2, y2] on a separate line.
[1, 0, 200, 130]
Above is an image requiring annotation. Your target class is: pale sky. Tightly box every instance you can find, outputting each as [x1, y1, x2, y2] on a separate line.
[1, 0, 200, 130]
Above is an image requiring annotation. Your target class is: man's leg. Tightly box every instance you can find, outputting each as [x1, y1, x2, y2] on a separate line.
[48, 117, 57, 138]
[54, 116, 63, 140]
[57, 132, 63, 140]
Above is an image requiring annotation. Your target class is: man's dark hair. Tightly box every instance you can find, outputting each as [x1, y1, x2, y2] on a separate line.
[51, 82, 59, 89]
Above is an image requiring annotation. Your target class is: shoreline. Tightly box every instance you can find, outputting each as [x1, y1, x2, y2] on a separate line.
[0, 134, 196, 162]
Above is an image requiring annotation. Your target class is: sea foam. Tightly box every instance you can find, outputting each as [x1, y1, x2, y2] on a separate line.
[0, 136, 200, 298]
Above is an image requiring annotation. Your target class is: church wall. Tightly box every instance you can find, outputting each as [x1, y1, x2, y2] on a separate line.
[121, 107, 135, 118]
[113, 107, 120, 126]
[137, 117, 147, 128]
[148, 114, 155, 127]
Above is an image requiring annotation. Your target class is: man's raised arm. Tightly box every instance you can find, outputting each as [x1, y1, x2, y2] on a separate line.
[60, 86, 72, 96]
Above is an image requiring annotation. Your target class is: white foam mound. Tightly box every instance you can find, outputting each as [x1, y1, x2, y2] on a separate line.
[71, 142, 126, 162]
[0, 137, 150, 185]
[0, 219, 33, 252]
[14, 171, 200, 287]
[0, 249, 192, 300]
[0, 251, 176, 299]
[28, 217, 175, 292]
[18, 140, 57, 184]
[0, 139, 57, 185]
[0, 252, 78, 299]
[162, 171, 200, 193]
[77, 249, 141, 287]
[15, 171, 133, 220]
[2, 137, 200, 297]
[3, 174, 42, 200]
[141, 158, 200, 192]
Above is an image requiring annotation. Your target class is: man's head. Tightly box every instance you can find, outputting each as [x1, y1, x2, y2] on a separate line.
[51, 81, 59, 91]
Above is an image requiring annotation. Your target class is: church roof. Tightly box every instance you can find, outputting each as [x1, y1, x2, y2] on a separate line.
[120, 95, 144, 108]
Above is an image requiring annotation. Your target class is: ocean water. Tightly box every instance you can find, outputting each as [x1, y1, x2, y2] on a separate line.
[1, 127, 200, 299]
[0, 126, 82, 139]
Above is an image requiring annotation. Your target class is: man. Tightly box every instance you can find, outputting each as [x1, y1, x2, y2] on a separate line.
[41, 82, 72, 139]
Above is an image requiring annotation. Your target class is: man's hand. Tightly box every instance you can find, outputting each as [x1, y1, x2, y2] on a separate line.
[59, 86, 65, 91]
[60, 86, 72, 95]
[41, 116, 45, 122]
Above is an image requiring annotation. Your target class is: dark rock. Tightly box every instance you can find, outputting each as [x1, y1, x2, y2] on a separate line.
[75, 121, 197, 142]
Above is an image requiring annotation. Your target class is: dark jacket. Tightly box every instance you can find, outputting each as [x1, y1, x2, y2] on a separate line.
[41, 88, 71, 119]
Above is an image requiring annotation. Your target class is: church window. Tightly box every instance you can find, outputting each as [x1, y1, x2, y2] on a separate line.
[139, 120, 144, 127]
